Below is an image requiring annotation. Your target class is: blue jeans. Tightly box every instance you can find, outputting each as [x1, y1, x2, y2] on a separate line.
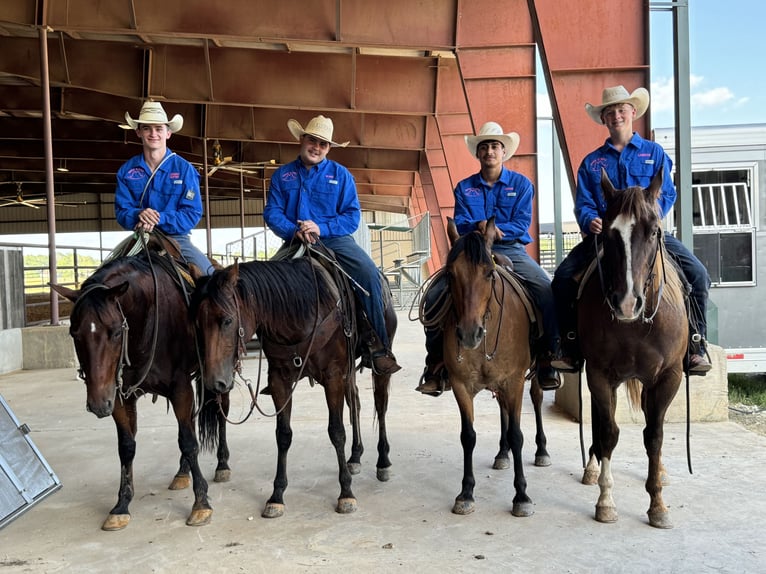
[170, 234, 214, 276]
[320, 235, 391, 349]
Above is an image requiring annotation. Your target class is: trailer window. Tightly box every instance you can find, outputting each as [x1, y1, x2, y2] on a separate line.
[668, 168, 756, 286]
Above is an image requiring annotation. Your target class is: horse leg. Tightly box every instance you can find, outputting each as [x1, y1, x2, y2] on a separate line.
[170, 391, 212, 527]
[372, 371, 392, 481]
[263, 375, 293, 519]
[501, 384, 534, 517]
[452, 386, 477, 515]
[529, 378, 551, 467]
[582, 396, 602, 485]
[590, 380, 620, 523]
[214, 391, 232, 483]
[103, 399, 138, 531]
[493, 404, 510, 470]
[345, 371, 364, 476]
[326, 373, 357, 514]
[642, 376, 681, 529]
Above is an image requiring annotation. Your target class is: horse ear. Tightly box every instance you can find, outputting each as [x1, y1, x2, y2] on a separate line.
[647, 166, 664, 202]
[107, 282, 130, 299]
[447, 217, 460, 245]
[50, 283, 80, 303]
[484, 217, 497, 248]
[223, 263, 239, 289]
[600, 168, 617, 200]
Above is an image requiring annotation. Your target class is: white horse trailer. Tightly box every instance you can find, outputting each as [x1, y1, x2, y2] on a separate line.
[656, 124, 766, 374]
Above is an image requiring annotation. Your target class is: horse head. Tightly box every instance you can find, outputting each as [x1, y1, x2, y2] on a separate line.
[190, 263, 243, 394]
[446, 216, 497, 349]
[599, 167, 664, 321]
[51, 281, 130, 418]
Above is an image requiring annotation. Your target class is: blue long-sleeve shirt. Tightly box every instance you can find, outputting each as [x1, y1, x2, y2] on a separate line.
[264, 156, 361, 240]
[115, 149, 202, 235]
[453, 167, 534, 244]
[575, 132, 676, 234]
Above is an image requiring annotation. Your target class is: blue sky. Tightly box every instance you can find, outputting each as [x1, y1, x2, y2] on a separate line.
[537, 0, 764, 223]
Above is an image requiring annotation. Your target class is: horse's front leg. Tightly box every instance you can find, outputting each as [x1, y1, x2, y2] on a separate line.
[213, 390, 232, 482]
[102, 399, 138, 531]
[499, 383, 534, 517]
[345, 370, 363, 476]
[493, 403, 510, 470]
[529, 378, 551, 467]
[452, 385, 477, 515]
[372, 371, 392, 481]
[263, 372, 293, 519]
[170, 390, 212, 527]
[642, 374, 681, 529]
[588, 377, 620, 523]
[327, 373, 357, 514]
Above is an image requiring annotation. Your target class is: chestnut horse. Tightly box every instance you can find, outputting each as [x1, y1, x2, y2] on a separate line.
[434, 217, 541, 517]
[51, 250, 231, 530]
[577, 168, 687, 528]
[190, 253, 397, 518]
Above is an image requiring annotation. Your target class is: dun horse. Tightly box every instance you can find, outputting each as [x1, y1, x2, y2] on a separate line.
[190, 253, 397, 518]
[431, 217, 546, 517]
[577, 168, 687, 528]
[51, 247, 231, 530]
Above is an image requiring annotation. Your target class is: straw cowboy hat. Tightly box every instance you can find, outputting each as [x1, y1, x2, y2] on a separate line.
[465, 122, 520, 162]
[287, 115, 349, 148]
[124, 101, 183, 132]
[585, 85, 650, 124]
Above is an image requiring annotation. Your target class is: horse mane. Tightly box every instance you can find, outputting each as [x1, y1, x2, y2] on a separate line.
[610, 184, 656, 225]
[447, 230, 493, 267]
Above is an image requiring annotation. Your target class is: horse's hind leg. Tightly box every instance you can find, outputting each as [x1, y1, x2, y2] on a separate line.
[103, 400, 139, 531]
[373, 371, 392, 481]
[326, 376, 357, 514]
[529, 379, 551, 467]
[345, 372, 363, 476]
[493, 405, 510, 470]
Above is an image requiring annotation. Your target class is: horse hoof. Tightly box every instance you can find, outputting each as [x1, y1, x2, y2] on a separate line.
[102, 514, 130, 531]
[262, 503, 285, 519]
[493, 457, 510, 470]
[595, 505, 618, 523]
[452, 499, 475, 515]
[376, 467, 391, 482]
[512, 501, 534, 517]
[534, 454, 552, 467]
[186, 508, 213, 526]
[582, 469, 599, 485]
[347, 462, 361, 475]
[168, 474, 191, 490]
[214, 469, 231, 483]
[648, 510, 674, 529]
[336, 498, 358, 514]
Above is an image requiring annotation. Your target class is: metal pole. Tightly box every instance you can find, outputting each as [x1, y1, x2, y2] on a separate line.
[672, 1, 693, 248]
[39, 25, 59, 325]
[552, 121, 564, 265]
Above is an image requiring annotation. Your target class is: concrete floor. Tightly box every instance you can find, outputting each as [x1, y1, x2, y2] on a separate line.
[1, 311, 764, 574]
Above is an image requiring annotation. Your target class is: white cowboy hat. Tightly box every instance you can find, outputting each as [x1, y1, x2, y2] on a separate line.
[287, 115, 349, 148]
[124, 101, 183, 132]
[465, 122, 520, 162]
[585, 85, 650, 124]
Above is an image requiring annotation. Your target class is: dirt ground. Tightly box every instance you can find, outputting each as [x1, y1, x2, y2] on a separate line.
[1, 311, 765, 574]
[729, 404, 766, 437]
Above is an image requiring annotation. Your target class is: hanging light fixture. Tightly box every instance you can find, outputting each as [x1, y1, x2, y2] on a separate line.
[56, 159, 68, 172]
[212, 140, 223, 165]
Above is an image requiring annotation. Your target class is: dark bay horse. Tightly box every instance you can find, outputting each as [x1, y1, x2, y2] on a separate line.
[435, 217, 544, 517]
[51, 250, 231, 530]
[190, 253, 397, 518]
[577, 168, 687, 528]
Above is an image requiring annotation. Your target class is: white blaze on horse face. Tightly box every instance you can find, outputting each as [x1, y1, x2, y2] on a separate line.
[90, 321, 97, 334]
[610, 213, 640, 319]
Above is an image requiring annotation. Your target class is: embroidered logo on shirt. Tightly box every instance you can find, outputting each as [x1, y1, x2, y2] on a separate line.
[463, 186, 482, 197]
[169, 172, 180, 179]
[504, 187, 516, 197]
[173, 180, 183, 184]
[589, 157, 608, 172]
[282, 170, 298, 182]
[185, 189, 196, 200]
[126, 167, 146, 180]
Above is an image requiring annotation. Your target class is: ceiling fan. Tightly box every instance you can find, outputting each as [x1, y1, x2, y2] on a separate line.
[0, 182, 86, 209]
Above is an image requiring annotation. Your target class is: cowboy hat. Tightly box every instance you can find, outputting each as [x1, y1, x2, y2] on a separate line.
[585, 85, 650, 124]
[287, 115, 349, 148]
[465, 122, 520, 162]
[124, 101, 183, 132]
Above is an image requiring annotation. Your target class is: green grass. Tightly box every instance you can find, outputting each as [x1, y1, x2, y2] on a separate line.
[728, 373, 766, 408]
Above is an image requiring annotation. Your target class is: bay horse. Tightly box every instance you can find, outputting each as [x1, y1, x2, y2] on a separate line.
[577, 168, 687, 528]
[436, 217, 543, 517]
[51, 246, 231, 530]
[190, 251, 397, 518]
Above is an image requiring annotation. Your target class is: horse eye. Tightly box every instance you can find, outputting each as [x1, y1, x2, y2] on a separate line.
[222, 317, 233, 328]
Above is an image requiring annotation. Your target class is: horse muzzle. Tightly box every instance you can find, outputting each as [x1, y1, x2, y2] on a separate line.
[456, 323, 485, 350]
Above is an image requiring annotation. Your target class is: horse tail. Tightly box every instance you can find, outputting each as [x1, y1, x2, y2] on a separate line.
[197, 389, 220, 453]
[625, 379, 643, 412]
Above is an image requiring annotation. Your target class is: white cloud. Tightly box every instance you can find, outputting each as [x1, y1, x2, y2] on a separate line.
[650, 76, 676, 112]
[692, 86, 735, 108]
